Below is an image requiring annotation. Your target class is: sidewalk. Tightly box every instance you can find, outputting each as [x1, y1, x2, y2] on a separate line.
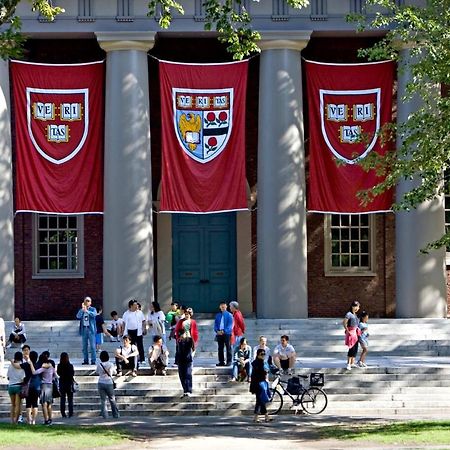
[22, 414, 450, 450]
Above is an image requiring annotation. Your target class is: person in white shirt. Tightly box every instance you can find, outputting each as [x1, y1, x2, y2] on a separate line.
[272, 335, 296, 374]
[96, 350, 120, 419]
[147, 301, 166, 343]
[7, 351, 25, 424]
[253, 335, 272, 366]
[6, 317, 27, 348]
[122, 299, 146, 364]
[107, 311, 124, 342]
[114, 335, 139, 377]
[148, 335, 169, 376]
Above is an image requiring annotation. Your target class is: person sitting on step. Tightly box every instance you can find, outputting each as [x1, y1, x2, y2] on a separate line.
[114, 335, 139, 377]
[148, 335, 169, 376]
[272, 335, 296, 375]
[231, 337, 252, 382]
[6, 317, 27, 348]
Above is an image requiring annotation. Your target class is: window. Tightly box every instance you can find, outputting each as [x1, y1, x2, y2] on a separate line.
[324, 214, 375, 276]
[33, 214, 84, 278]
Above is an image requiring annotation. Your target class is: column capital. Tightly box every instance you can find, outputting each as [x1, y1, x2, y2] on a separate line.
[259, 31, 312, 52]
[96, 32, 156, 52]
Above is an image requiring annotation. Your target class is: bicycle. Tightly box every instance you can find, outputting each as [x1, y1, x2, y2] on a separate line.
[266, 371, 328, 415]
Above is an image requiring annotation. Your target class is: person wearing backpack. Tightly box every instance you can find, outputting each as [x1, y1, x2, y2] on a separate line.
[148, 335, 169, 376]
[114, 335, 139, 377]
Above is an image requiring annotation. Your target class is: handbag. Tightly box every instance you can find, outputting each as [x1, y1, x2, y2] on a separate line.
[71, 380, 79, 393]
[19, 380, 30, 399]
[258, 380, 271, 404]
[52, 378, 61, 398]
[100, 363, 117, 389]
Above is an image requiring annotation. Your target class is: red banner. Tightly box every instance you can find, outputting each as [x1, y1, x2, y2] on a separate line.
[11, 60, 104, 214]
[306, 60, 394, 213]
[159, 60, 248, 213]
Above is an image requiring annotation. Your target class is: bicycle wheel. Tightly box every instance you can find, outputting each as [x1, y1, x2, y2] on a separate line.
[266, 388, 283, 415]
[300, 387, 328, 415]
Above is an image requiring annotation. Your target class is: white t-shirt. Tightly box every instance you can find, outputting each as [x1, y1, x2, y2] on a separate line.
[7, 365, 25, 386]
[147, 311, 166, 336]
[96, 361, 116, 384]
[273, 343, 296, 359]
[148, 344, 169, 363]
[253, 345, 271, 362]
[108, 318, 124, 331]
[122, 310, 145, 335]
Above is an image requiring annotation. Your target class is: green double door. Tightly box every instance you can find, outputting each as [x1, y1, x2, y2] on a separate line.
[172, 213, 237, 313]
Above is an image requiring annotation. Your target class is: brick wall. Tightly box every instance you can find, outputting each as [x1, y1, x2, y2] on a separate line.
[14, 214, 103, 320]
[306, 213, 396, 318]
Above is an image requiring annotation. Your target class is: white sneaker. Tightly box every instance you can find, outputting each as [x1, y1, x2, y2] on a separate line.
[346, 364, 351, 371]
[359, 361, 367, 368]
[286, 369, 293, 375]
[6, 344, 11, 349]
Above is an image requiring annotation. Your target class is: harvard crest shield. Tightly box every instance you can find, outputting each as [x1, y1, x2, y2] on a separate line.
[172, 88, 233, 163]
[27, 88, 89, 165]
[320, 88, 381, 164]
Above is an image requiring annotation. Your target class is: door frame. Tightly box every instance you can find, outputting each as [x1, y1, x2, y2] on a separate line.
[157, 211, 252, 314]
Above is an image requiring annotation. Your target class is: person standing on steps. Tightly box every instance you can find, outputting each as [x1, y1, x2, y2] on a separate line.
[214, 302, 233, 367]
[249, 348, 273, 423]
[96, 350, 120, 419]
[76, 297, 97, 365]
[343, 300, 361, 371]
[57, 352, 75, 418]
[122, 299, 147, 366]
[230, 301, 246, 353]
[357, 311, 370, 368]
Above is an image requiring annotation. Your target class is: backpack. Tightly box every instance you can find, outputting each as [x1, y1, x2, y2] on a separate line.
[286, 376, 302, 395]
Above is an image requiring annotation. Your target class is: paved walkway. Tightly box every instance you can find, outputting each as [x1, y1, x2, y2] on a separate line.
[5, 414, 449, 450]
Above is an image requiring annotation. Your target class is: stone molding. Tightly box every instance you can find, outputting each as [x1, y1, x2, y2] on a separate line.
[96, 32, 156, 52]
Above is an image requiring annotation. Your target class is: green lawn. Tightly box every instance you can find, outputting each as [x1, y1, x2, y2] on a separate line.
[319, 420, 450, 445]
[0, 424, 131, 449]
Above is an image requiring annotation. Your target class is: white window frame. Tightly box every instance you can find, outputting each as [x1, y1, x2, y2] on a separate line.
[324, 213, 376, 276]
[32, 214, 85, 279]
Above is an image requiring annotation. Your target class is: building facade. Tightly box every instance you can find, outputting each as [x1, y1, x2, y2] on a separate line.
[0, 0, 447, 320]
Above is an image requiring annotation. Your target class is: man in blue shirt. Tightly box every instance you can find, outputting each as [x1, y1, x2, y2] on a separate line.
[214, 302, 233, 366]
[76, 296, 97, 365]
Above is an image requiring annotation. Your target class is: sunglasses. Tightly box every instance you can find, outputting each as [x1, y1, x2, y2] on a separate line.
[259, 352, 266, 356]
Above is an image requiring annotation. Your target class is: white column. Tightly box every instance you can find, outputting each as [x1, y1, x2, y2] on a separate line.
[96, 32, 155, 314]
[0, 59, 15, 320]
[395, 46, 447, 317]
[257, 32, 311, 319]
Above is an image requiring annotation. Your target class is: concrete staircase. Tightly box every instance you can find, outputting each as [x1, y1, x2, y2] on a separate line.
[1, 318, 450, 418]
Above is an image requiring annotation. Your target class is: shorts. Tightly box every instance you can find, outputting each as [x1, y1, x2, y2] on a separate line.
[96, 333, 104, 345]
[280, 359, 289, 370]
[40, 383, 53, 404]
[359, 337, 369, 348]
[8, 384, 22, 396]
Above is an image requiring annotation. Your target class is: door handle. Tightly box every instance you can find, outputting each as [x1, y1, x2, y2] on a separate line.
[199, 279, 210, 284]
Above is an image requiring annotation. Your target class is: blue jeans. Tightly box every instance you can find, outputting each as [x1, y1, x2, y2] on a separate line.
[232, 361, 252, 379]
[81, 327, 96, 364]
[98, 383, 119, 418]
[177, 362, 193, 394]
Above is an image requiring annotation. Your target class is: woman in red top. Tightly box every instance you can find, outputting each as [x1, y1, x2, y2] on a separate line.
[174, 307, 199, 349]
[230, 301, 245, 350]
